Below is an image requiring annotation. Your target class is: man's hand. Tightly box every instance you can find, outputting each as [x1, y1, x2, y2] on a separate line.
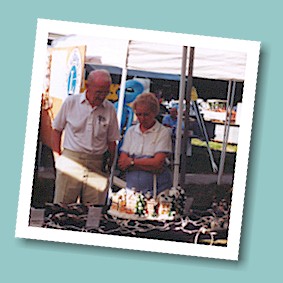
[52, 129, 62, 160]
[53, 151, 61, 163]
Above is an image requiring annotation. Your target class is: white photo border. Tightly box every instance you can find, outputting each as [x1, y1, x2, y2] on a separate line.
[15, 18, 260, 261]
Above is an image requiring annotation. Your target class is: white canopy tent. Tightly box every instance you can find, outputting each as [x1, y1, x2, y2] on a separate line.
[51, 34, 246, 80]
[51, 34, 247, 187]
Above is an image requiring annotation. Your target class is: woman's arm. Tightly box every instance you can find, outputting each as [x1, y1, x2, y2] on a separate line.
[118, 151, 168, 173]
[133, 153, 167, 172]
[118, 152, 132, 171]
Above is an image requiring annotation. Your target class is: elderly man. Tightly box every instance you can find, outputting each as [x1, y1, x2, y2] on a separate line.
[52, 69, 120, 205]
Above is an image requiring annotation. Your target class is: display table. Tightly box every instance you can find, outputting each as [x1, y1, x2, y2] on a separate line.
[30, 203, 229, 246]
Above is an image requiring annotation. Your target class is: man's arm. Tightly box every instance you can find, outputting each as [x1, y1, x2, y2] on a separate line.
[107, 141, 117, 168]
[52, 129, 63, 161]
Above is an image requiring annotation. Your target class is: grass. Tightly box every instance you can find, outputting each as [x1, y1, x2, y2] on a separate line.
[191, 138, 237, 153]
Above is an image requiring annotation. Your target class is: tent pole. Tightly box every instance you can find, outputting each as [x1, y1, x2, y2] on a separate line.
[222, 80, 232, 148]
[217, 80, 236, 185]
[107, 41, 129, 204]
[116, 67, 128, 129]
[173, 46, 188, 188]
[116, 41, 130, 130]
[180, 47, 195, 188]
[192, 101, 218, 173]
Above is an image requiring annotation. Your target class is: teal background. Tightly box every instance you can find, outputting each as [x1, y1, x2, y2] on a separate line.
[1, 0, 281, 281]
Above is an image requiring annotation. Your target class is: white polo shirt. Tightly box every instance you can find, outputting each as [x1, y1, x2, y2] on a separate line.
[52, 93, 120, 155]
[121, 120, 172, 158]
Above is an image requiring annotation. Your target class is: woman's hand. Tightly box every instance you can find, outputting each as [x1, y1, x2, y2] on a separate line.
[118, 152, 133, 171]
[119, 152, 169, 173]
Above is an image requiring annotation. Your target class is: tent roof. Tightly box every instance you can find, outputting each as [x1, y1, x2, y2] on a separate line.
[51, 34, 247, 82]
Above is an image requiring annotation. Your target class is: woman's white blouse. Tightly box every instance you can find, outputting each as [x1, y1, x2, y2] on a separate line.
[121, 120, 172, 158]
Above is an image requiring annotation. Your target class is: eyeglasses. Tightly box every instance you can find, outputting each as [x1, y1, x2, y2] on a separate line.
[94, 91, 109, 97]
[135, 112, 150, 117]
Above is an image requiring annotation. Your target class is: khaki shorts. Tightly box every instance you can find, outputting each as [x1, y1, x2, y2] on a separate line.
[53, 149, 109, 205]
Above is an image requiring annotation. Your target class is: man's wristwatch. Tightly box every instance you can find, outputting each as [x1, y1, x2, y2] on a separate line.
[130, 158, 135, 166]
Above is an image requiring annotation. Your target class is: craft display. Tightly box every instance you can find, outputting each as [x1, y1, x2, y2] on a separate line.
[108, 186, 186, 221]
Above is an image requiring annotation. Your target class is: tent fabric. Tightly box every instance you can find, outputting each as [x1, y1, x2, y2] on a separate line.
[127, 41, 184, 75]
[193, 48, 246, 81]
[51, 34, 129, 69]
[51, 35, 247, 82]
[128, 41, 246, 81]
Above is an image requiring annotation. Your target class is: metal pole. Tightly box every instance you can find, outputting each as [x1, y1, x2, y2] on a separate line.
[116, 41, 130, 131]
[173, 46, 188, 188]
[180, 47, 195, 188]
[192, 101, 218, 173]
[217, 80, 236, 185]
[107, 41, 130, 204]
[222, 80, 232, 146]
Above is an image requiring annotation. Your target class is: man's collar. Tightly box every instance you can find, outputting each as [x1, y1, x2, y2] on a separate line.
[79, 92, 87, 103]
[101, 99, 107, 108]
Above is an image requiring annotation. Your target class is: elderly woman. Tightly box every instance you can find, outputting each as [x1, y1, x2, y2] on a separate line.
[118, 92, 173, 196]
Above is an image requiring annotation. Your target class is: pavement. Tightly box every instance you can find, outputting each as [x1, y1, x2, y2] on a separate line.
[185, 173, 234, 186]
